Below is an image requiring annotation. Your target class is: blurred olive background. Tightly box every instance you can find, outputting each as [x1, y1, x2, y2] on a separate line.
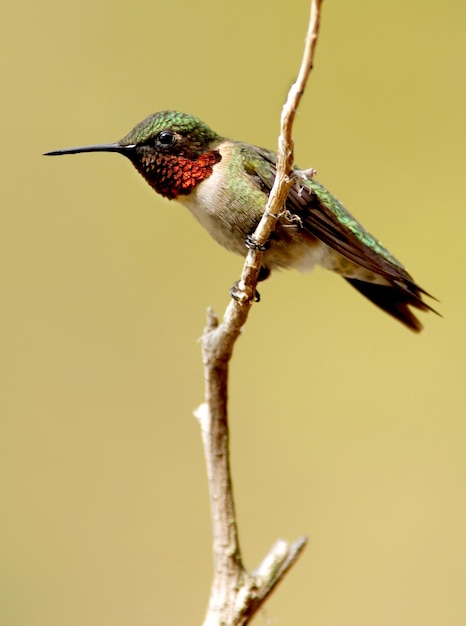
[2, 1, 465, 624]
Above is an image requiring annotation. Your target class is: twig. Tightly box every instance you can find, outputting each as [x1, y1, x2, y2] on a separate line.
[195, 2, 324, 624]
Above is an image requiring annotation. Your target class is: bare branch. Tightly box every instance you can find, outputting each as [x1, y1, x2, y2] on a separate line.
[237, 0, 323, 302]
[197, 2, 324, 624]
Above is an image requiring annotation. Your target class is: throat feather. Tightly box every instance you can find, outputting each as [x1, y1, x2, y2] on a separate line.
[141, 150, 221, 199]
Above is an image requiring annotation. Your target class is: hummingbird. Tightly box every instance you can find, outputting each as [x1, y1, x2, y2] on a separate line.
[44, 110, 437, 332]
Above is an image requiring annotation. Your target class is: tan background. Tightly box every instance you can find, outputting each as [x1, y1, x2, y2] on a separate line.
[2, 1, 466, 624]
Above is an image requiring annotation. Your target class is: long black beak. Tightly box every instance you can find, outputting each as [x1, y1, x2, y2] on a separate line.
[43, 143, 135, 156]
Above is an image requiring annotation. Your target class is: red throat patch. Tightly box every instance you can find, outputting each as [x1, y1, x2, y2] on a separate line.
[140, 150, 221, 200]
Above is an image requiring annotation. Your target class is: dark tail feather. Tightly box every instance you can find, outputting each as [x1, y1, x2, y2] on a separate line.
[344, 278, 438, 333]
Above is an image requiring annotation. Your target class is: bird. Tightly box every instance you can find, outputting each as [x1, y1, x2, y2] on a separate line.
[44, 110, 437, 332]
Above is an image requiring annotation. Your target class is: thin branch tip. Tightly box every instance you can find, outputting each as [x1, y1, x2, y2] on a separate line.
[255, 536, 308, 582]
[205, 307, 219, 331]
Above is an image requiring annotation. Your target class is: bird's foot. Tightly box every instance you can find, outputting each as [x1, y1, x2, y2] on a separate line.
[230, 281, 261, 303]
[245, 234, 270, 252]
[291, 167, 317, 182]
[289, 167, 317, 199]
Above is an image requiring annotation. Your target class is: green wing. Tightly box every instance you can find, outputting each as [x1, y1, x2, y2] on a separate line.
[242, 145, 436, 331]
[244, 146, 411, 281]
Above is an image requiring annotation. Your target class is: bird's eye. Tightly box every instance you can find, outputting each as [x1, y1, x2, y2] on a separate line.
[157, 130, 176, 147]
